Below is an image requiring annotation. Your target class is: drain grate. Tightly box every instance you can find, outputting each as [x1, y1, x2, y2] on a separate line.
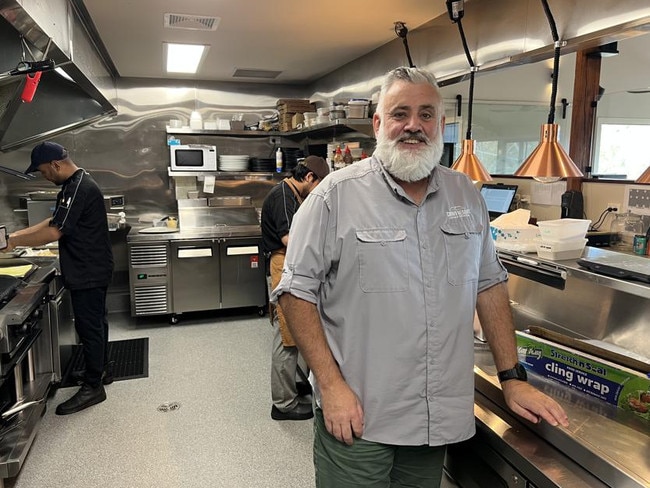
[157, 401, 181, 413]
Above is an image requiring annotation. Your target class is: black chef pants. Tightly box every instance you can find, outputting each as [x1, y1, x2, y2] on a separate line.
[70, 286, 109, 387]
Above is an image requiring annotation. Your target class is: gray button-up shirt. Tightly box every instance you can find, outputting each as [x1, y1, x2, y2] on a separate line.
[272, 157, 507, 446]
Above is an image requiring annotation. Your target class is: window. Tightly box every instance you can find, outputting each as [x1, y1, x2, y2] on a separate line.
[445, 102, 571, 176]
[593, 119, 650, 179]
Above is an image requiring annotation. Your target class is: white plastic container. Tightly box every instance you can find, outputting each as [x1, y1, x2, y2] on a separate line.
[346, 99, 370, 118]
[536, 218, 591, 242]
[536, 238, 588, 260]
[189, 111, 203, 130]
[203, 120, 218, 130]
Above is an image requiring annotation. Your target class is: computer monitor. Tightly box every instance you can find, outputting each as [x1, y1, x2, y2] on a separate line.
[480, 184, 518, 220]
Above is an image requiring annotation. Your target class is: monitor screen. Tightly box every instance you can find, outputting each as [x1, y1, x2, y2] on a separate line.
[480, 184, 518, 216]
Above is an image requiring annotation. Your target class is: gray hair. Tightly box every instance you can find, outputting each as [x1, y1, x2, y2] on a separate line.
[377, 67, 442, 117]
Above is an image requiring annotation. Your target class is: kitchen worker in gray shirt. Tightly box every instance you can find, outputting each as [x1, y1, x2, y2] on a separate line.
[272, 67, 569, 487]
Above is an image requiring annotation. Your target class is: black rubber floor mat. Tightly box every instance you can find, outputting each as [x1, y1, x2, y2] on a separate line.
[59, 338, 149, 388]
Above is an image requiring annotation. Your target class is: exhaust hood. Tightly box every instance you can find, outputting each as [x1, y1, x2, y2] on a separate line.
[0, 1, 116, 153]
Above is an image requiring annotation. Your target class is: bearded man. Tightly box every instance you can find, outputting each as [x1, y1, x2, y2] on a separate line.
[272, 67, 569, 488]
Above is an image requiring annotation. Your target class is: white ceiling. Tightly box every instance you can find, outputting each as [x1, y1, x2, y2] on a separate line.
[81, 0, 446, 84]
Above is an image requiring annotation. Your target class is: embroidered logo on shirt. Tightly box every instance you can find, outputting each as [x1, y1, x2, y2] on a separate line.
[446, 206, 471, 219]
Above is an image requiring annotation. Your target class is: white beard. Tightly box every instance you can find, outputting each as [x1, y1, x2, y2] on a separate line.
[374, 127, 444, 182]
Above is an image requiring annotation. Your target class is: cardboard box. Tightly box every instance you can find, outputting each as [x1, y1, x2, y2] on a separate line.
[517, 331, 650, 420]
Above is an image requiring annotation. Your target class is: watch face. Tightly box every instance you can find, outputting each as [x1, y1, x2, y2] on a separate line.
[515, 363, 527, 380]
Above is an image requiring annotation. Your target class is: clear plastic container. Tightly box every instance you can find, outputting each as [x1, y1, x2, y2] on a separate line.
[346, 99, 370, 118]
[536, 218, 591, 242]
[610, 212, 643, 251]
[536, 238, 587, 260]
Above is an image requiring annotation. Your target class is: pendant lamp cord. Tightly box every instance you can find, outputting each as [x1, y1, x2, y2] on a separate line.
[541, 0, 561, 125]
[394, 22, 416, 68]
[448, 3, 476, 140]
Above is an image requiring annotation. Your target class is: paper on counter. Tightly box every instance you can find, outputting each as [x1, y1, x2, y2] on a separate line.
[203, 174, 215, 194]
[491, 208, 532, 228]
[0, 264, 35, 277]
[531, 180, 566, 205]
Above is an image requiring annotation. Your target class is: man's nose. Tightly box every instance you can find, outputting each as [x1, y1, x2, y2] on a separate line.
[403, 114, 422, 132]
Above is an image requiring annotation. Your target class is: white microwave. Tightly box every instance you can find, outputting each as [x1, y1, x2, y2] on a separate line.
[170, 145, 218, 171]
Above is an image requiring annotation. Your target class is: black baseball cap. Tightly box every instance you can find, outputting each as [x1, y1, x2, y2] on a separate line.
[26, 141, 68, 173]
[302, 155, 330, 180]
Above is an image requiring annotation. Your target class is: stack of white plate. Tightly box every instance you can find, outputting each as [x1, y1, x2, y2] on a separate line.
[218, 155, 250, 171]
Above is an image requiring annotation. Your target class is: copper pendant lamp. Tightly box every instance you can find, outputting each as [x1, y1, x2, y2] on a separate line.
[635, 166, 650, 184]
[513, 0, 583, 183]
[452, 138, 492, 182]
[446, 0, 492, 182]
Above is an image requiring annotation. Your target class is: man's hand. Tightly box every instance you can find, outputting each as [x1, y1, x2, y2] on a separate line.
[1, 236, 15, 253]
[501, 380, 569, 427]
[320, 379, 364, 445]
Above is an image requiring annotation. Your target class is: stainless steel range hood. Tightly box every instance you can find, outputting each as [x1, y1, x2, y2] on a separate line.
[0, 0, 116, 152]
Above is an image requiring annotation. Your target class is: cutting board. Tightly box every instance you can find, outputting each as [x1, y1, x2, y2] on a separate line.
[138, 227, 180, 234]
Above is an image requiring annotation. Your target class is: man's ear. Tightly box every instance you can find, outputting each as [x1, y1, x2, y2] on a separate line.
[372, 113, 381, 137]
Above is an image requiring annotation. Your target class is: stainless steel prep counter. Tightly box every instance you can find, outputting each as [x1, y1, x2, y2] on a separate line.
[446, 348, 650, 488]
[497, 246, 650, 360]
[447, 246, 650, 488]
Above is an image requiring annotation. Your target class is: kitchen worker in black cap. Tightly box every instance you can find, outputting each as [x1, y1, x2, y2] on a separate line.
[3, 141, 114, 415]
[261, 155, 330, 421]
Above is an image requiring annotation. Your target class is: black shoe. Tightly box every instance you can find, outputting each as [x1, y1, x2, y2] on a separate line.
[296, 381, 312, 397]
[69, 361, 115, 386]
[56, 383, 106, 415]
[271, 403, 313, 421]
[102, 361, 115, 385]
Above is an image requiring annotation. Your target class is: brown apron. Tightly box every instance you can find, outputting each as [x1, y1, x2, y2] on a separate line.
[270, 178, 303, 347]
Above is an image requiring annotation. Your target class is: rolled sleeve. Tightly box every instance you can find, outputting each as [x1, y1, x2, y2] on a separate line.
[477, 217, 508, 293]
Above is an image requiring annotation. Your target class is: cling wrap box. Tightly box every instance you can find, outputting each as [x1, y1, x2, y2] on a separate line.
[516, 331, 650, 420]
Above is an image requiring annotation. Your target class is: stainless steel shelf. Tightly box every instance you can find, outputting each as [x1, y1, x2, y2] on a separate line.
[167, 168, 283, 178]
[165, 119, 374, 139]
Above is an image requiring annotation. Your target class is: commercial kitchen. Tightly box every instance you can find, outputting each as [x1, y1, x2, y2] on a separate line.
[0, 0, 649, 487]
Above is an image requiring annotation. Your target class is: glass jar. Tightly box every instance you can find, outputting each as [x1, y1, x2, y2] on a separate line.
[610, 211, 643, 251]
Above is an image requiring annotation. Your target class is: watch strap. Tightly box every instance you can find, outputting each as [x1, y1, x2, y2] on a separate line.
[497, 363, 527, 383]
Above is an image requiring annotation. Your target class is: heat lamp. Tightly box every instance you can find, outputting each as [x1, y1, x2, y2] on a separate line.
[446, 0, 492, 183]
[514, 0, 583, 183]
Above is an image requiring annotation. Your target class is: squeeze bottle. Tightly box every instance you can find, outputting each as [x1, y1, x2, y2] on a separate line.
[276, 148, 283, 173]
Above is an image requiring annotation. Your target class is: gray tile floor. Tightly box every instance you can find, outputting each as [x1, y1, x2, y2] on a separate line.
[5, 309, 314, 488]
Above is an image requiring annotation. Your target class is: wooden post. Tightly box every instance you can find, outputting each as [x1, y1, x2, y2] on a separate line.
[567, 49, 602, 191]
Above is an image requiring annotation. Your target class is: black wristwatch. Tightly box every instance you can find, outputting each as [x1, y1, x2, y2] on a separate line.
[497, 363, 528, 383]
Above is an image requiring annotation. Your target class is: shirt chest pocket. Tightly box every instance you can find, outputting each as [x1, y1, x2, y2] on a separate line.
[356, 229, 409, 292]
[440, 218, 483, 285]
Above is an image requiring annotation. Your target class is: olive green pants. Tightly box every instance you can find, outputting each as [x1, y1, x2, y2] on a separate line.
[313, 408, 446, 488]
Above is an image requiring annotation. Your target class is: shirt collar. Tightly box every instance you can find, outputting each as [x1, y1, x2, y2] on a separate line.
[372, 156, 440, 203]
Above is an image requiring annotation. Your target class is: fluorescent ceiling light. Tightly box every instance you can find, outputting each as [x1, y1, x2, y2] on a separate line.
[165, 43, 208, 73]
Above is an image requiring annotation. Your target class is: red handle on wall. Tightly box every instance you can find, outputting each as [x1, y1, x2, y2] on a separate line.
[21, 71, 42, 103]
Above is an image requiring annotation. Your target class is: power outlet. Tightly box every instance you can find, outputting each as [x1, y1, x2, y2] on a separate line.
[607, 202, 621, 211]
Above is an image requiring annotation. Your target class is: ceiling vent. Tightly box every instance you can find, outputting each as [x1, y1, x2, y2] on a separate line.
[232, 68, 282, 79]
[164, 13, 220, 31]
